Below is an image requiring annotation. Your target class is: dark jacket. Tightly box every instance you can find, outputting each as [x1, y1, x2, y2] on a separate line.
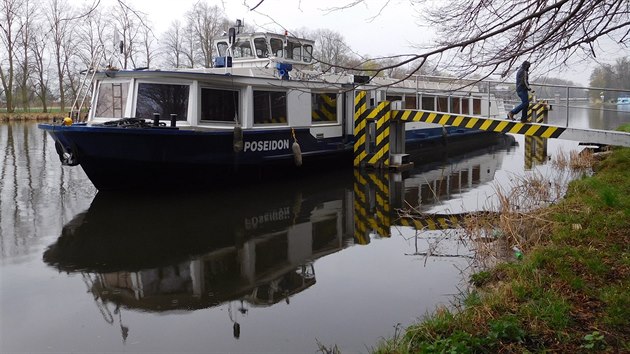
[516, 65, 530, 92]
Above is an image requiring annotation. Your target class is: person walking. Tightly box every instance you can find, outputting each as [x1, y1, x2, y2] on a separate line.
[507, 61, 532, 122]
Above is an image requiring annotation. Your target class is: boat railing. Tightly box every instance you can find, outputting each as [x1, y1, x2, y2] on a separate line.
[70, 45, 105, 122]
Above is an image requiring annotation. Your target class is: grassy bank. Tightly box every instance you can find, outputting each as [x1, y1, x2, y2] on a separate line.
[1, 111, 66, 122]
[375, 126, 630, 353]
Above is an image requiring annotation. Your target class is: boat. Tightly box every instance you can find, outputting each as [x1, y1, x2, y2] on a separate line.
[39, 24, 504, 190]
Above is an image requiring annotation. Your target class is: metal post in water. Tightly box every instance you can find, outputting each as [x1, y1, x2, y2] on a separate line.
[170, 114, 177, 127]
[153, 113, 160, 127]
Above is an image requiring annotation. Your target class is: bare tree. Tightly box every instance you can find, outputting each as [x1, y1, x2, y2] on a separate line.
[0, 0, 24, 112]
[46, 0, 76, 111]
[112, 3, 141, 69]
[309, 28, 355, 73]
[16, 0, 35, 110]
[186, 1, 227, 68]
[250, 0, 630, 83]
[161, 20, 185, 68]
[29, 20, 50, 111]
[139, 25, 157, 68]
[420, 0, 630, 77]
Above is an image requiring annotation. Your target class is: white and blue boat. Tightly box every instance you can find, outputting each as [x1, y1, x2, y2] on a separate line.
[39, 27, 503, 190]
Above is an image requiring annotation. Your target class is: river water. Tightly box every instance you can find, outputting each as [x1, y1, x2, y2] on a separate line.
[1, 104, 628, 353]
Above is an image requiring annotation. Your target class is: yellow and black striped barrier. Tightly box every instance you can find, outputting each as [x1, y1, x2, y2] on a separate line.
[398, 214, 465, 231]
[365, 101, 391, 168]
[392, 108, 561, 139]
[353, 169, 371, 244]
[524, 135, 548, 170]
[353, 91, 369, 167]
[353, 170, 393, 242]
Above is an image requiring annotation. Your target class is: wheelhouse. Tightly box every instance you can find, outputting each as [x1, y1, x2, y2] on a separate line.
[214, 32, 314, 68]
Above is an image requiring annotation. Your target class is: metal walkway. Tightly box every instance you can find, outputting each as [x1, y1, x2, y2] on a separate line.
[353, 91, 630, 169]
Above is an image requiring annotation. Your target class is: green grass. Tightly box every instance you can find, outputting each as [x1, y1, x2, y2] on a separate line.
[373, 134, 630, 353]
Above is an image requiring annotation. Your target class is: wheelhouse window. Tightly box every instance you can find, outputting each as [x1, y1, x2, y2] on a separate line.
[270, 38, 283, 57]
[253, 90, 287, 125]
[201, 88, 239, 123]
[312, 92, 337, 123]
[135, 83, 189, 121]
[94, 81, 129, 118]
[254, 38, 268, 58]
[285, 41, 301, 60]
[217, 41, 228, 57]
[303, 45, 313, 63]
[233, 40, 254, 58]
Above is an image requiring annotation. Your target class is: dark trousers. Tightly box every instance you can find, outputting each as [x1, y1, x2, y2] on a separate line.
[510, 89, 529, 121]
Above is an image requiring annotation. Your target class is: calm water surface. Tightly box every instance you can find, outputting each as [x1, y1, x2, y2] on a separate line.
[1, 106, 628, 353]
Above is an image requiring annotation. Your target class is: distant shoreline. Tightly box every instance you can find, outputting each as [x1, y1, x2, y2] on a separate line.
[1, 112, 65, 122]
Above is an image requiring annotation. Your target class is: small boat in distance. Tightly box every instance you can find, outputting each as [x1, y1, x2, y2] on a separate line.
[39, 23, 504, 190]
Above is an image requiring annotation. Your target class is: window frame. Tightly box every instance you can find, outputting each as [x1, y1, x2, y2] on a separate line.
[93, 79, 131, 119]
[311, 92, 339, 124]
[133, 80, 192, 122]
[252, 89, 288, 126]
[199, 86, 241, 124]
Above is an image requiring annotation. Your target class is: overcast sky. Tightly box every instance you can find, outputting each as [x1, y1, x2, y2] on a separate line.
[74, 0, 628, 86]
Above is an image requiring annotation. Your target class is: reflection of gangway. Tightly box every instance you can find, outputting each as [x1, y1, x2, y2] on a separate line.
[352, 165, 501, 243]
[353, 91, 630, 171]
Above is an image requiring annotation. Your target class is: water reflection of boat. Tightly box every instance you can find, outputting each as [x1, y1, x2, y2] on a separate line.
[42, 134, 513, 342]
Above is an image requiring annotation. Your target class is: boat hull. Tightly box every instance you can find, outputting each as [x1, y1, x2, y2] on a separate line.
[40, 123, 355, 189]
[39, 123, 496, 190]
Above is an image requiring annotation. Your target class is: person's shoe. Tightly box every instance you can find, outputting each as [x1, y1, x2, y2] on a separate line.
[507, 112, 514, 120]
[520, 118, 528, 123]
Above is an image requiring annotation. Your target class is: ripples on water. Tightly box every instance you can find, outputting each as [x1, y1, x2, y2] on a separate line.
[1, 106, 628, 353]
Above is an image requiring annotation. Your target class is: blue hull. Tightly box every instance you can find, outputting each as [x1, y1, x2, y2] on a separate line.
[39, 123, 490, 190]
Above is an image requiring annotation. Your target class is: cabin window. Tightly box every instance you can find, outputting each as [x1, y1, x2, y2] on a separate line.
[462, 97, 470, 115]
[254, 38, 268, 58]
[217, 41, 228, 57]
[253, 90, 287, 125]
[421, 95, 435, 111]
[94, 81, 129, 118]
[200, 88, 239, 123]
[472, 98, 481, 115]
[312, 92, 337, 123]
[270, 38, 283, 57]
[450, 97, 461, 114]
[437, 96, 448, 112]
[386, 95, 402, 103]
[405, 95, 417, 109]
[233, 40, 254, 58]
[303, 45, 313, 63]
[135, 83, 189, 121]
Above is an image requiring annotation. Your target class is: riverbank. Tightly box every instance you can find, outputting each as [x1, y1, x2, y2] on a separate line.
[375, 126, 630, 352]
[1, 112, 63, 122]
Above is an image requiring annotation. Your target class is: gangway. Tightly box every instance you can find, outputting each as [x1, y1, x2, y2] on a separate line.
[353, 91, 630, 170]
